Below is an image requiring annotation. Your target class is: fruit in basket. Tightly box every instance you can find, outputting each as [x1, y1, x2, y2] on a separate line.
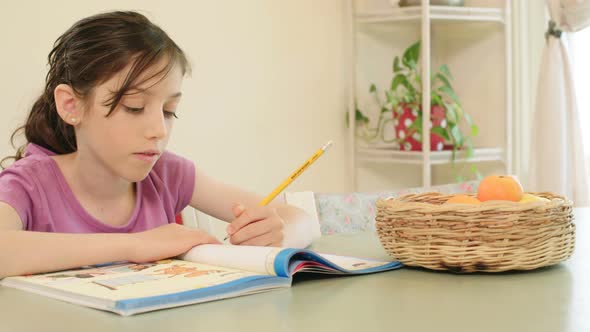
[477, 175, 524, 202]
[446, 195, 481, 204]
[518, 193, 550, 204]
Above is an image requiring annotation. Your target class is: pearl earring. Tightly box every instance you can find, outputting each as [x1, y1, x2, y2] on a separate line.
[70, 118, 77, 124]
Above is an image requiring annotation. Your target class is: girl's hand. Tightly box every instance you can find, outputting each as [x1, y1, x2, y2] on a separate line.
[227, 204, 285, 247]
[130, 223, 220, 263]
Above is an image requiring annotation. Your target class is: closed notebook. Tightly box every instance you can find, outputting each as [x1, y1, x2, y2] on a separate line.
[0, 245, 401, 316]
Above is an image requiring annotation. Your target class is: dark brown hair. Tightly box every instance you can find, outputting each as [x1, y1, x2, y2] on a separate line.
[1, 11, 190, 168]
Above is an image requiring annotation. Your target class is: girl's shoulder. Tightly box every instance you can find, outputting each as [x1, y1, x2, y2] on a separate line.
[150, 150, 195, 185]
[148, 150, 196, 215]
[0, 144, 57, 181]
[0, 144, 58, 227]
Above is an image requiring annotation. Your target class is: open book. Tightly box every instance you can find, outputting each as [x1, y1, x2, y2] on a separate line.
[1, 245, 401, 316]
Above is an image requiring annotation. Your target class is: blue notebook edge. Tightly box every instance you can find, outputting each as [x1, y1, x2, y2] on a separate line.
[115, 274, 291, 315]
[273, 249, 403, 277]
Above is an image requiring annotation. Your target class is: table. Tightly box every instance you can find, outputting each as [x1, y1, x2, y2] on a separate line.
[0, 209, 588, 332]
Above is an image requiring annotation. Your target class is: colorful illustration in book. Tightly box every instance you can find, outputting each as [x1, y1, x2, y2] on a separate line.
[128, 264, 156, 272]
[31, 261, 170, 281]
[90, 263, 245, 291]
[91, 274, 163, 291]
[44, 267, 119, 279]
[107, 263, 158, 273]
[152, 264, 226, 278]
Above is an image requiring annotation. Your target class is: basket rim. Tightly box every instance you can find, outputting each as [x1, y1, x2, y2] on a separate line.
[376, 191, 572, 212]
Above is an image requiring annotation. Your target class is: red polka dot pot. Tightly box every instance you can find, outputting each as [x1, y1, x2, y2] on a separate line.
[393, 103, 451, 151]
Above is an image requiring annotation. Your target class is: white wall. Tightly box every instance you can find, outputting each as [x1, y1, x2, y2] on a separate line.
[0, 0, 546, 197]
[0, 0, 350, 195]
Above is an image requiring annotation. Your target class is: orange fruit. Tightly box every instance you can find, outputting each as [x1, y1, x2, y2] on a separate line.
[446, 194, 481, 204]
[477, 175, 524, 202]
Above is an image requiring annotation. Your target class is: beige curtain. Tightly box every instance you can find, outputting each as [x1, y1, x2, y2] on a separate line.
[529, 0, 590, 206]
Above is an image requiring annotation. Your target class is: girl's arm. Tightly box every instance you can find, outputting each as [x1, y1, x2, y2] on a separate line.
[0, 202, 219, 278]
[188, 167, 316, 248]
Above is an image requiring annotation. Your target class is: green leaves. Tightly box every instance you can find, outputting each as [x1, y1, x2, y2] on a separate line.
[439, 85, 461, 106]
[407, 116, 422, 135]
[391, 74, 411, 92]
[431, 93, 443, 106]
[357, 109, 369, 123]
[439, 64, 452, 79]
[450, 125, 464, 147]
[460, 111, 478, 136]
[354, 39, 481, 175]
[402, 41, 421, 70]
[393, 56, 402, 73]
[435, 73, 453, 91]
[390, 74, 405, 91]
[470, 124, 479, 137]
[465, 140, 474, 158]
[444, 102, 457, 124]
[346, 108, 369, 126]
[432, 126, 450, 141]
[385, 90, 392, 104]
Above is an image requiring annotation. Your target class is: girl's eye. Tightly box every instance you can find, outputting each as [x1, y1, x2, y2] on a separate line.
[124, 106, 144, 113]
[123, 105, 178, 119]
[164, 110, 178, 119]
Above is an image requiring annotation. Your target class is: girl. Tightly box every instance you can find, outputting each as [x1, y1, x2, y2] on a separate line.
[0, 11, 315, 278]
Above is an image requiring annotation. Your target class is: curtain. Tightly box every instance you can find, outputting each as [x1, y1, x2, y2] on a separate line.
[529, 0, 590, 206]
[569, 28, 590, 160]
[561, 0, 590, 31]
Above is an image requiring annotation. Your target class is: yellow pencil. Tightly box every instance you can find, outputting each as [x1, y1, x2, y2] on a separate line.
[223, 140, 333, 241]
[258, 140, 333, 206]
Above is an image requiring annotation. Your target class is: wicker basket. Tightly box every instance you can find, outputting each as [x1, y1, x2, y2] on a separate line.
[375, 192, 575, 273]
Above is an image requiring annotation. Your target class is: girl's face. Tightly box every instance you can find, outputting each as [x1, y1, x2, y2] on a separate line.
[75, 58, 184, 182]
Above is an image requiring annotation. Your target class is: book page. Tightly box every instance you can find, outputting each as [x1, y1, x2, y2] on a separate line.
[298, 253, 395, 272]
[3, 260, 262, 301]
[180, 245, 283, 276]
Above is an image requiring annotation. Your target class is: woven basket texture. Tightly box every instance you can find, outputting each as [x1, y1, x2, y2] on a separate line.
[375, 192, 575, 272]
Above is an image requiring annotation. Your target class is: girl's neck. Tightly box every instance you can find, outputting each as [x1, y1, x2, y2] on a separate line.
[52, 151, 133, 203]
[51, 150, 137, 227]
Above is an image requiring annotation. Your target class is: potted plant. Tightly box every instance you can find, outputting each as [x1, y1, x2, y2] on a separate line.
[356, 40, 478, 161]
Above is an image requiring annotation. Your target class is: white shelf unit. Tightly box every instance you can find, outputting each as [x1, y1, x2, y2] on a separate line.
[346, 0, 512, 190]
[356, 147, 504, 165]
[355, 6, 505, 23]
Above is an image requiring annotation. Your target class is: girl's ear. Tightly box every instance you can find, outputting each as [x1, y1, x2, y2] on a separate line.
[54, 84, 83, 126]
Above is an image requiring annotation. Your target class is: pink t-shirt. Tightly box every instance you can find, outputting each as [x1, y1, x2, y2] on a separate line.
[0, 143, 195, 233]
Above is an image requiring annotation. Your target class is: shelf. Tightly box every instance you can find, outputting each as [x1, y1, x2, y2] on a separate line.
[356, 147, 504, 165]
[349, 1, 512, 189]
[355, 6, 505, 24]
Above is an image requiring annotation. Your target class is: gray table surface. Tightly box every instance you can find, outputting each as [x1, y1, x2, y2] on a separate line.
[0, 208, 588, 332]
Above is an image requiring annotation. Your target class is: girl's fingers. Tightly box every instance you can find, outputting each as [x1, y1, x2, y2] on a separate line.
[227, 206, 276, 235]
[230, 220, 271, 245]
[238, 230, 282, 247]
[231, 203, 245, 218]
[230, 217, 283, 245]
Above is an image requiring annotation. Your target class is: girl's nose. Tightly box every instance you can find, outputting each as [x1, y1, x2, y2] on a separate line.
[145, 109, 168, 140]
